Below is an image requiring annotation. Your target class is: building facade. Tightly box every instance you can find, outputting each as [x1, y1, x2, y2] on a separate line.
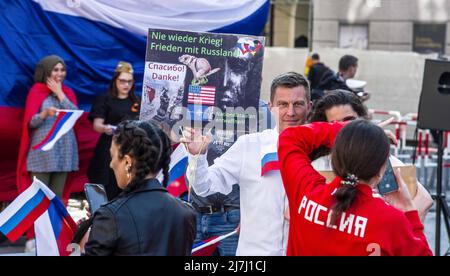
[269, 0, 450, 55]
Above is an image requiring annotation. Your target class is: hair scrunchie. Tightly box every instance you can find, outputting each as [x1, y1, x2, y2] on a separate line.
[341, 173, 358, 187]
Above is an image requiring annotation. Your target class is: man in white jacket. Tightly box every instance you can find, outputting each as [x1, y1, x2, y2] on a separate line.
[182, 72, 312, 255]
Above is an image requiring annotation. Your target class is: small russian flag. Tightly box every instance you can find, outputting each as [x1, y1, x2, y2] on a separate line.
[261, 152, 279, 176]
[167, 157, 188, 198]
[192, 236, 221, 256]
[191, 230, 238, 256]
[32, 109, 83, 151]
[34, 195, 78, 256]
[0, 177, 77, 256]
[0, 184, 51, 242]
[158, 144, 188, 197]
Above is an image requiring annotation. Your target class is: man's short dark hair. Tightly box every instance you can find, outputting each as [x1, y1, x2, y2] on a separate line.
[270, 72, 310, 103]
[311, 53, 320, 61]
[339, 55, 358, 71]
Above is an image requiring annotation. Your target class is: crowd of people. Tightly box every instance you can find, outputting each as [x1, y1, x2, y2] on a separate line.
[14, 54, 433, 256]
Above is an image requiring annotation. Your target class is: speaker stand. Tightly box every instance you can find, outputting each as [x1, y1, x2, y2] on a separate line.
[433, 130, 450, 256]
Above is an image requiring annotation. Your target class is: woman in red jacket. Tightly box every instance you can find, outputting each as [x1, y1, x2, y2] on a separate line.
[278, 120, 432, 256]
[17, 55, 79, 199]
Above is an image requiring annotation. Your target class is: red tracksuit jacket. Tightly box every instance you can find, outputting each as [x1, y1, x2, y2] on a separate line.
[278, 122, 432, 256]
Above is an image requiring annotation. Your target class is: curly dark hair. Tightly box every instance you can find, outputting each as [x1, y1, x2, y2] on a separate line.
[113, 120, 172, 193]
[309, 90, 369, 161]
[310, 89, 368, 123]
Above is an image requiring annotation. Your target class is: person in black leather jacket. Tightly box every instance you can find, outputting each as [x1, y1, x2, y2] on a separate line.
[84, 120, 196, 256]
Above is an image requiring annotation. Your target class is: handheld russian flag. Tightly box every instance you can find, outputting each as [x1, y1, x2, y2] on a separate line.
[157, 144, 188, 197]
[261, 152, 279, 176]
[32, 109, 83, 151]
[34, 191, 78, 256]
[192, 230, 238, 256]
[0, 178, 51, 242]
[0, 177, 77, 256]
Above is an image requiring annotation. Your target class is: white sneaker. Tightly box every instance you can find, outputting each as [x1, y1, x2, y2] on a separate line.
[24, 239, 36, 253]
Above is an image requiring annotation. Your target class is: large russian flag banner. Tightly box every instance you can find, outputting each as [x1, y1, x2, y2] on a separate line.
[0, 0, 269, 201]
[0, 177, 77, 256]
[0, 0, 269, 111]
[32, 110, 83, 151]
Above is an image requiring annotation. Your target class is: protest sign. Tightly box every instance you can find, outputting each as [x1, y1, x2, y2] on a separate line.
[140, 28, 265, 160]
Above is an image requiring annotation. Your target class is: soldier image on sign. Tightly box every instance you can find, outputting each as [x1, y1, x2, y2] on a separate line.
[140, 28, 265, 159]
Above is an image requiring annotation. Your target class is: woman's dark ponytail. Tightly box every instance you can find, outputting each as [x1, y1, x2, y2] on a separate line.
[330, 174, 358, 225]
[330, 120, 390, 225]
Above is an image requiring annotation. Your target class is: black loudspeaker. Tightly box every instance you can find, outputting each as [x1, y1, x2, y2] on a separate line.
[418, 59, 450, 256]
[418, 59, 450, 131]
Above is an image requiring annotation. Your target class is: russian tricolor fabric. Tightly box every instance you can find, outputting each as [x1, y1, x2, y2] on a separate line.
[166, 145, 189, 197]
[34, 195, 78, 256]
[157, 144, 189, 198]
[0, 0, 269, 111]
[32, 110, 83, 151]
[0, 180, 51, 242]
[261, 152, 280, 176]
[192, 236, 221, 256]
[34, 0, 269, 37]
[0, 177, 76, 256]
[192, 230, 237, 256]
[0, 0, 269, 201]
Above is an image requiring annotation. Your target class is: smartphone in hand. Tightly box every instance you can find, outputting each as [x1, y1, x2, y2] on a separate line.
[84, 183, 108, 214]
[377, 160, 399, 195]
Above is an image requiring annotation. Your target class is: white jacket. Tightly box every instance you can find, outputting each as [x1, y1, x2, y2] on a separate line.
[187, 129, 288, 256]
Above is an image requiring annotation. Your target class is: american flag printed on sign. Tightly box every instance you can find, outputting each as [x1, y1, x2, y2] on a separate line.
[187, 85, 216, 105]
